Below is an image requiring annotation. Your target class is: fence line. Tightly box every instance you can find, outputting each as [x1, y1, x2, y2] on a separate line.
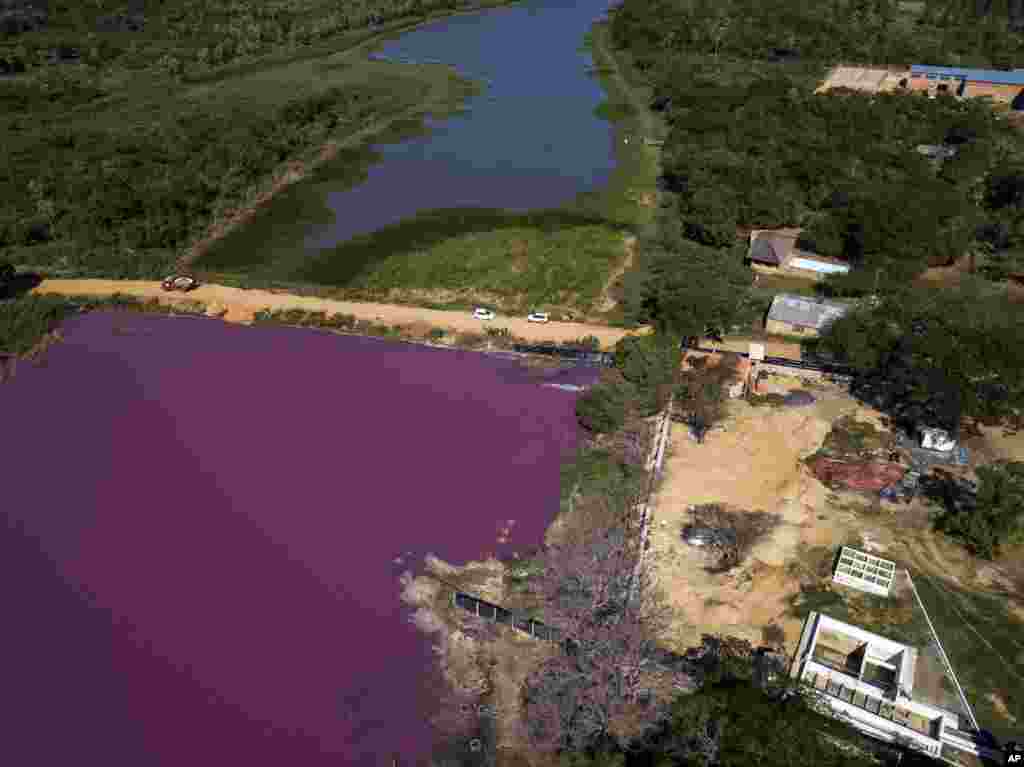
[629, 394, 674, 605]
[450, 590, 562, 642]
[680, 341, 856, 377]
[510, 343, 615, 367]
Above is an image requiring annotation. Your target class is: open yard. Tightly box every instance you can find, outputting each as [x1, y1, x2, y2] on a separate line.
[645, 381, 860, 651]
[646, 379, 1024, 740]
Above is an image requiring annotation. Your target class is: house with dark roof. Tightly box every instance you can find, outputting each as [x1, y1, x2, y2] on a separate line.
[765, 293, 851, 337]
[747, 229, 851, 278]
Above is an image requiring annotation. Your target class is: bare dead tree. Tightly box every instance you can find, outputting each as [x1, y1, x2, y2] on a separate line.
[520, 527, 690, 754]
[674, 354, 740, 442]
[689, 504, 782, 573]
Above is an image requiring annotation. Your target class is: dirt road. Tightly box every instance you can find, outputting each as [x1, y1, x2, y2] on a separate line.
[32, 279, 641, 349]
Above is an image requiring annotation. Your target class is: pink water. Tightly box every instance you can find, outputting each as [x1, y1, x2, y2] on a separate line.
[0, 312, 593, 766]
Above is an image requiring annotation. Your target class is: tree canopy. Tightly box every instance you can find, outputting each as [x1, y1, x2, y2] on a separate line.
[620, 237, 754, 340]
[928, 460, 1024, 557]
[819, 281, 1024, 429]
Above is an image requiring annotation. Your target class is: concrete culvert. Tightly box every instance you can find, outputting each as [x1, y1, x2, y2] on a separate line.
[783, 390, 816, 407]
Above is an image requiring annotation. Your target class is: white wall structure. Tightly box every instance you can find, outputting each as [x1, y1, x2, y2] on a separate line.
[788, 256, 851, 274]
[832, 547, 896, 597]
[790, 613, 961, 758]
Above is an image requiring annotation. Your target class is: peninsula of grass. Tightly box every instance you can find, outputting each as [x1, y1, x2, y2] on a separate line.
[197, 19, 662, 319]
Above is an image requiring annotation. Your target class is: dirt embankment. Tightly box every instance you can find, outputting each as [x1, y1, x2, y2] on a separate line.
[400, 554, 557, 762]
[32, 279, 639, 349]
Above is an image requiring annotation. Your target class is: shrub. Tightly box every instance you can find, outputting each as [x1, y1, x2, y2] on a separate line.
[614, 334, 680, 414]
[428, 327, 446, 340]
[325, 313, 357, 329]
[575, 381, 635, 434]
[455, 331, 486, 347]
[573, 335, 601, 351]
[927, 461, 1024, 558]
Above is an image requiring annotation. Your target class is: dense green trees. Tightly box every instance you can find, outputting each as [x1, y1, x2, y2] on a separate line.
[1, 1, 508, 76]
[0, 84, 412, 277]
[612, 333, 681, 414]
[611, 0, 1024, 71]
[819, 281, 1024, 429]
[620, 235, 754, 339]
[929, 460, 1024, 558]
[650, 77, 1015, 283]
[576, 380, 636, 434]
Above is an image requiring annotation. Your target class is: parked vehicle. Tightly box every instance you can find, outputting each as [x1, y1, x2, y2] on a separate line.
[527, 311, 550, 323]
[681, 526, 735, 547]
[161, 275, 200, 292]
[472, 307, 496, 321]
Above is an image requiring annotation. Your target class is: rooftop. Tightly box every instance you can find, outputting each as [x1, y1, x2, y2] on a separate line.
[767, 293, 851, 330]
[910, 64, 1024, 86]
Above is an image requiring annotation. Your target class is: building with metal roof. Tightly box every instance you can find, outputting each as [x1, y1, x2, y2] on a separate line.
[765, 293, 851, 337]
[907, 65, 1024, 106]
[909, 65, 1024, 86]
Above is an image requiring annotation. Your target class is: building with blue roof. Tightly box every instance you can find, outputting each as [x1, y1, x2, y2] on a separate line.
[907, 65, 1024, 106]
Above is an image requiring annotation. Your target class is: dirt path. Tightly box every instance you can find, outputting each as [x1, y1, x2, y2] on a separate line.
[33, 279, 641, 349]
[597, 234, 637, 312]
[178, 99, 436, 269]
[593, 23, 656, 144]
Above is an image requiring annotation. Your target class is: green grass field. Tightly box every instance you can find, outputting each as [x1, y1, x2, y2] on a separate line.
[910, 570, 1024, 743]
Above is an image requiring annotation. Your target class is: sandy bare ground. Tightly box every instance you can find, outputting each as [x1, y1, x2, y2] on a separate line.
[645, 382, 881, 652]
[401, 554, 557, 766]
[32, 279, 640, 350]
[815, 65, 908, 95]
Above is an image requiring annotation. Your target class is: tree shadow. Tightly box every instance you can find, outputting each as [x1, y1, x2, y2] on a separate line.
[0, 271, 43, 301]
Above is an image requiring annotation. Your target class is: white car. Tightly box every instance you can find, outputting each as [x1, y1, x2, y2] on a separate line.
[161, 275, 200, 292]
[527, 311, 550, 323]
[472, 307, 496, 321]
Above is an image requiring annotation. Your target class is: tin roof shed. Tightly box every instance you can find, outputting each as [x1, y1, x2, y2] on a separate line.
[767, 293, 851, 331]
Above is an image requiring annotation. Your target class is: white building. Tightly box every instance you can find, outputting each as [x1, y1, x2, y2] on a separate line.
[919, 427, 957, 452]
[832, 547, 896, 597]
[791, 612, 961, 758]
